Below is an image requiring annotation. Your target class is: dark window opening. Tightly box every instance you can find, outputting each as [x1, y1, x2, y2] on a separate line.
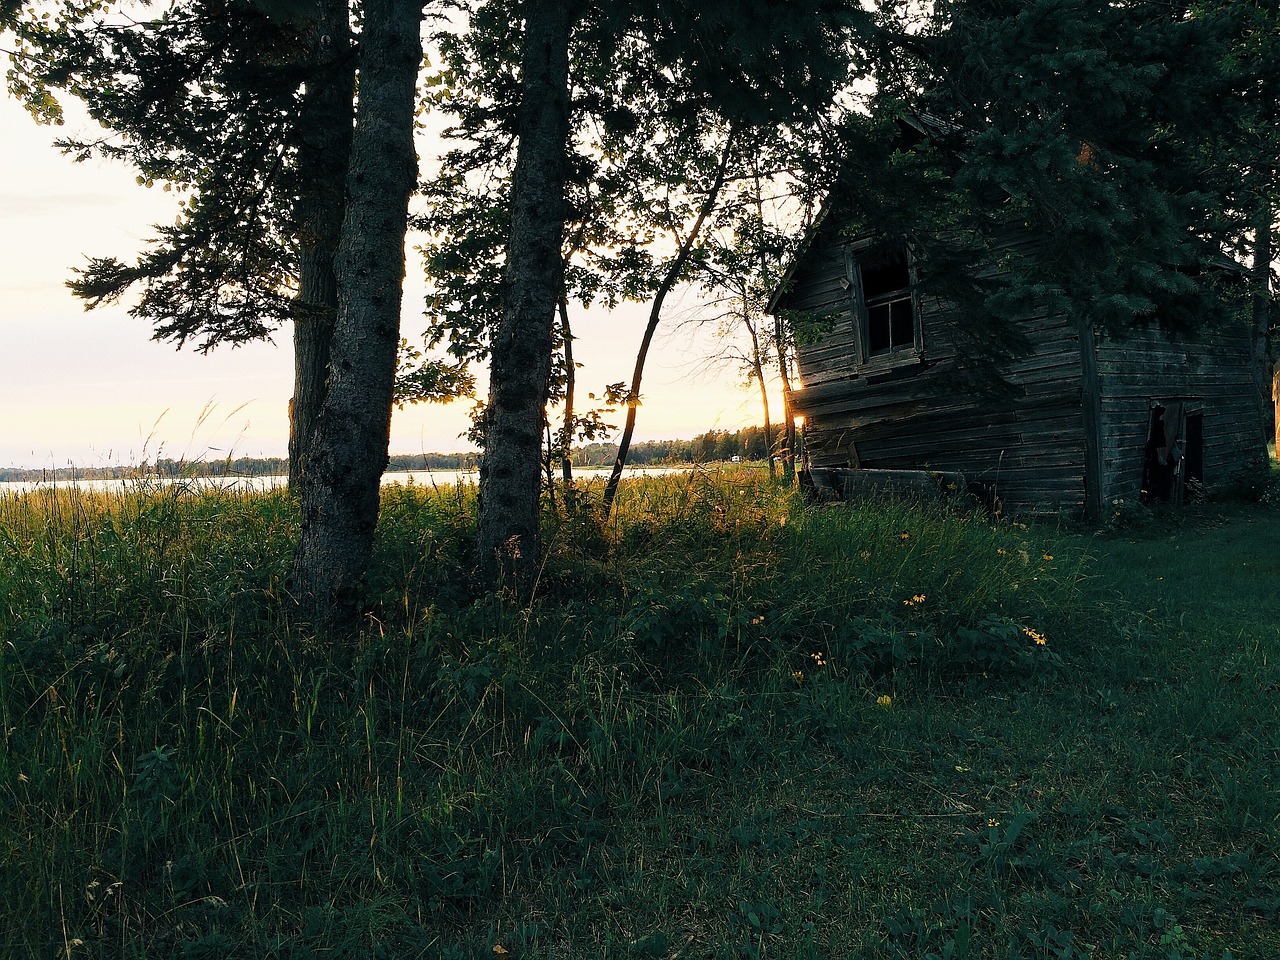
[856, 245, 916, 358]
[861, 249, 910, 299]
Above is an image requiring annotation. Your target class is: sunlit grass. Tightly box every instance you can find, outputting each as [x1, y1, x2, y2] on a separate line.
[1, 472, 1276, 958]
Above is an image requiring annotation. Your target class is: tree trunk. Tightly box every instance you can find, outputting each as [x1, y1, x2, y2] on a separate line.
[754, 358, 776, 480]
[474, 0, 574, 592]
[775, 331, 796, 485]
[1251, 200, 1275, 445]
[742, 309, 774, 479]
[288, 0, 356, 493]
[289, 0, 423, 629]
[1273, 361, 1279, 457]
[752, 163, 793, 485]
[602, 133, 736, 514]
[558, 298, 577, 509]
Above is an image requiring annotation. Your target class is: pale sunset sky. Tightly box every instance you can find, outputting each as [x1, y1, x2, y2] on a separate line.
[0, 72, 773, 470]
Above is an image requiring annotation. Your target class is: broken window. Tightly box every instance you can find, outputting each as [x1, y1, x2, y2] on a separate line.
[846, 241, 920, 363]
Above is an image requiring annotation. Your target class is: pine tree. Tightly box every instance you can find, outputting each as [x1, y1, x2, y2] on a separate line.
[873, 0, 1245, 337]
[1210, 0, 1280, 439]
[7, 0, 355, 490]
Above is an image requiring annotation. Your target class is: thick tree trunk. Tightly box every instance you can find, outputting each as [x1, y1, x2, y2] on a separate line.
[289, 307, 334, 490]
[474, 0, 574, 592]
[288, 0, 355, 492]
[289, 0, 423, 628]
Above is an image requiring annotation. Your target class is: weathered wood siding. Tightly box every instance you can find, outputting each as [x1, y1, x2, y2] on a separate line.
[779, 208, 1265, 518]
[786, 223, 860, 388]
[783, 227, 1088, 516]
[1095, 319, 1263, 505]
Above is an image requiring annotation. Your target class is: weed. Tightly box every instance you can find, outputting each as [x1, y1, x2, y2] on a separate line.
[0, 476, 1276, 957]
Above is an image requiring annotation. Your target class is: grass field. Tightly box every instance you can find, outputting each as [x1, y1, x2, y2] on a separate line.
[1, 470, 1277, 959]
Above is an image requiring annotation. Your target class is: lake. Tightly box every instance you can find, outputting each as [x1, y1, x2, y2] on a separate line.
[0, 465, 689, 496]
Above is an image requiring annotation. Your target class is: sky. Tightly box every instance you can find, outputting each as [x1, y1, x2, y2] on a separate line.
[0, 74, 776, 471]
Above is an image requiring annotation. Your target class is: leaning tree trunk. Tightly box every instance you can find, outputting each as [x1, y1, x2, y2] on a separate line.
[474, 0, 574, 593]
[756, 367, 776, 479]
[747, 329, 775, 479]
[601, 135, 736, 515]
[289, 0, 423, 629]
[288, 0, 356, 493]
[775, 328, 797, 485]
[557, 298, 578, 509]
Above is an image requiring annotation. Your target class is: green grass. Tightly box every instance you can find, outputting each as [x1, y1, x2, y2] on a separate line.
[1, 470, 1276, 959]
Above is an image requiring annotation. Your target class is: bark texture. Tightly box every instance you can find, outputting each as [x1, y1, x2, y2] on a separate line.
[288, 0, 356, 493]
[474, 0, 574, 591]
[289, 0, 423, 628]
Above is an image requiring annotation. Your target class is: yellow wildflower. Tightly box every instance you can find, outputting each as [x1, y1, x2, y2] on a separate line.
[792, 670, 806, 685]
[810, 652, 827, 667]
[1042, 552, 1054, 561]
[987, 818, 1001, 828]
[899, 531, 910, 541]
[876, 694, 893, 708]
[1024, 627, 1047, 646]
[902, 594, 926, 607]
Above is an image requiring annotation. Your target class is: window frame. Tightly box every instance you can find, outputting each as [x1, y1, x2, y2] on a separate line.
[843, 238, 923, 368]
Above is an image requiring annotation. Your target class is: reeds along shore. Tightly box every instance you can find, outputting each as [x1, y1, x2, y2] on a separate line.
[2, 470, 1277, 959]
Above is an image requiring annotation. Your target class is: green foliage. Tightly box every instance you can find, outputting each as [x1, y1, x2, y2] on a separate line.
[2, 477, 1278, 957]
[419, 0, 872, 489]
[6, 0, 327, 348]
[960, 1, 1249, 330]
[809, 0, 1275, 397]
[393, 339, 477, 406]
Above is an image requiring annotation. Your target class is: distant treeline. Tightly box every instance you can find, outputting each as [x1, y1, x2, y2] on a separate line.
[0, 427, 783, 482]
[572, 426, 781, 467]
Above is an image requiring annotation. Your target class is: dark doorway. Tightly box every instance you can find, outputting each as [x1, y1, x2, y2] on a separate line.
[1141, 405, 1175, 503]
[1141, 402, 1203, 505]
[1182, 411, 1204, 498]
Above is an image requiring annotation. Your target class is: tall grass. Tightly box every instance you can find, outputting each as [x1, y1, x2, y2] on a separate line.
[1, 472, 1274, 958]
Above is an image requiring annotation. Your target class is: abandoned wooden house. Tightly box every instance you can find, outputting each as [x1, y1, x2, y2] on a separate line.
[770, 187, 1265, 520]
